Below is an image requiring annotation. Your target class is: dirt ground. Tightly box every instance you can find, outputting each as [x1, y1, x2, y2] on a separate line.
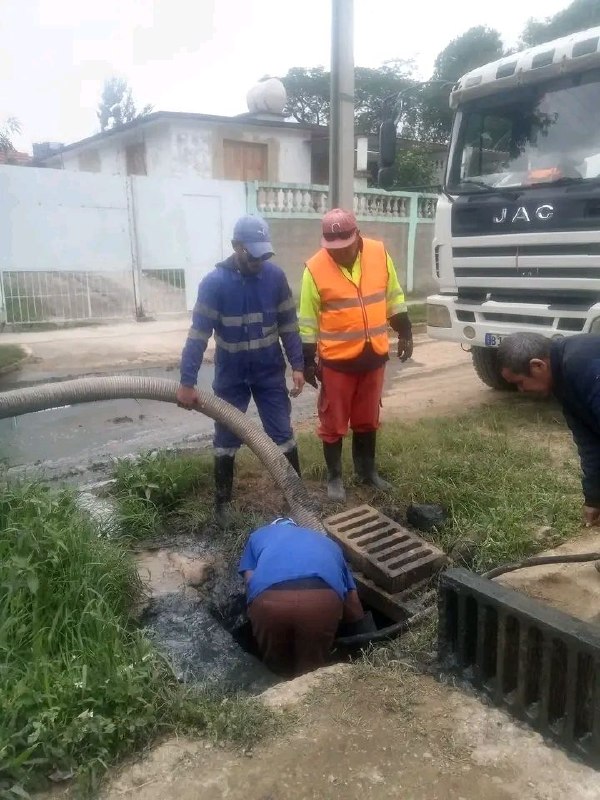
[99, 665, 600, 800]
[0, 317, 192, 375]
[500, 530, 600, 624]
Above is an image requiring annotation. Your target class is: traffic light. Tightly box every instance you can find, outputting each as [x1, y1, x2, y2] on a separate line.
[377, 167, 395, 189]
[378, 119, 396, 189]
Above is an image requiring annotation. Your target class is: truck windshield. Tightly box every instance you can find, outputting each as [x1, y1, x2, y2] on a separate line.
[447, 68, 600, 193]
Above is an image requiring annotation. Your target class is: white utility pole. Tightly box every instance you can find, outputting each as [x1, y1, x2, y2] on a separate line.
[329, 0, 354, 210]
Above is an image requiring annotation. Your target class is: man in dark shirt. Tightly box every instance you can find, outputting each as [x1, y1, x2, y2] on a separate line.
[498, 332, 600, 525]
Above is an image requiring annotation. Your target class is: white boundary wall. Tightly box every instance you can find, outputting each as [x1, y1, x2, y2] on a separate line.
[0, 166, 246, 324]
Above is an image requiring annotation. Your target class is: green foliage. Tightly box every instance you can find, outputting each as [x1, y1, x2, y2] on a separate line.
[0, 118, 20, 153]
[522, 0, 600, 47]
[0, 345, 26, 371]
[112, 451, 212, 538]
[97, 77, 153, 132]
[419, 26, 504, 143]
[279, 66, 330, 126]
[279, 62, 417, 134]
[0, 482, 275, 795]
[394, 149, 435, 189]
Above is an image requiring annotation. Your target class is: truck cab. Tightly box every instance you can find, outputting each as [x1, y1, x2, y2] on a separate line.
[426, 27, 600, 389]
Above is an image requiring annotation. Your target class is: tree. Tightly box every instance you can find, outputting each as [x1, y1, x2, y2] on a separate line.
[0, 117, 20, 152]
[97, 77, 153, 132]
[354, 64, 416, 135]
[394, 148, 435, 189]
[521, 0, 600, 47]
[417, 27, 504, 143]
[279, 62, 417, 134]
[279, 67, 330, 126]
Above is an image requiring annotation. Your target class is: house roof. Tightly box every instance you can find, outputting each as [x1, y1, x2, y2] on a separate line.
[37, 111, 327, 161]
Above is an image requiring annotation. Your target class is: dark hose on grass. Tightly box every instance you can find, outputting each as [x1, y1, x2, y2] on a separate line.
[0, 376, 323, 531]
[482, 552, 600, 580]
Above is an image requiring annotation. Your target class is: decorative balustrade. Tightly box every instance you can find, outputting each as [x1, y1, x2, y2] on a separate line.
[418, 195, 438, 218]
[254, 182, 438, 221]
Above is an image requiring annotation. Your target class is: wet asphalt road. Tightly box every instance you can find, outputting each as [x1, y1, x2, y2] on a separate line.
[0, 364, 319, 483]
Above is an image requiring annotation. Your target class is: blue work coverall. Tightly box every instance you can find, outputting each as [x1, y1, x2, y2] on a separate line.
[180, 256, 303, 454]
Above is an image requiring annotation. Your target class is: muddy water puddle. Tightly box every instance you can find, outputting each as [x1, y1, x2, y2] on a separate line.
[135, 534, 278, 693]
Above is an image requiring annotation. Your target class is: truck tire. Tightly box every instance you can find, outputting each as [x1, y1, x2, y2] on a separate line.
[471, 346, 516, 391]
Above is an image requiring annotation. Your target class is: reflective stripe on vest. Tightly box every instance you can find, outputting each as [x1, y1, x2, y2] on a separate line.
[305, 238, 389, 361]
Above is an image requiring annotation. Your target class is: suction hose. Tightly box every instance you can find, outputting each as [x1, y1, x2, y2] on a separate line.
[0, 376, 323, 531]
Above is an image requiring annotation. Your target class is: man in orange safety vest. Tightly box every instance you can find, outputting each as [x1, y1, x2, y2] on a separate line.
[298, 208, 413, 502]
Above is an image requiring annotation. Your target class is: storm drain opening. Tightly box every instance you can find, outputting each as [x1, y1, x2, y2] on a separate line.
[138, 506, 447, 693]
[439, 567, 600, 766]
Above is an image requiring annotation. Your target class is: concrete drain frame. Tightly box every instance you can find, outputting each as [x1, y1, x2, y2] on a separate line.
[439, 567, 600, 767]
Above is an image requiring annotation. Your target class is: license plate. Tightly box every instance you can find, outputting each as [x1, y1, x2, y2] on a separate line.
[484, 333, 503, 347]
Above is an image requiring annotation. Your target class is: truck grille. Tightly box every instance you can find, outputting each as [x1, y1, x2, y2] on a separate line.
[455, 267, 600, 279]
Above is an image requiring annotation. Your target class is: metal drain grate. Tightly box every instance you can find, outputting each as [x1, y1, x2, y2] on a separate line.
[324, 505, 446, 594]
[439, 568, 600, 765]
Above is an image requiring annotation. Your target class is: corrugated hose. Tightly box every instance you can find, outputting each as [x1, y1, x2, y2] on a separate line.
[0, 376, 324, 531]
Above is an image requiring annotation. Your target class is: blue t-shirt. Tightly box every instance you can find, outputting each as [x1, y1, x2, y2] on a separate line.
[238, 523, 356, 604]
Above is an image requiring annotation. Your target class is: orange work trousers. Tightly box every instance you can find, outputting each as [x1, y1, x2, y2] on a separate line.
[317, 365, 385, 444]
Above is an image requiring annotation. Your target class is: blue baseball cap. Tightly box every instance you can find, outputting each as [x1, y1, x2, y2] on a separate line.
[232, 215, 274, 259]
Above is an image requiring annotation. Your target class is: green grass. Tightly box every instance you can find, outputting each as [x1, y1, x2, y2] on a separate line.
[301, 397, 580, 570]
[0, 482, 277, 797]
[112, 451, 213, 539]
[0, 345, 26, 371]
[114, 397, 581, 573]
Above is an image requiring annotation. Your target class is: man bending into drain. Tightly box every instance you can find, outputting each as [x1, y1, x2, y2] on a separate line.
[239, 518, 374, 677]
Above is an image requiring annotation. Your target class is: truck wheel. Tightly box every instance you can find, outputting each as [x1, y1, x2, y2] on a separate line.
[471, 346, 516, 391]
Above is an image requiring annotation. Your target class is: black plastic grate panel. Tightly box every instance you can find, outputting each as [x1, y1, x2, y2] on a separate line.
[439, 568, 600, 765]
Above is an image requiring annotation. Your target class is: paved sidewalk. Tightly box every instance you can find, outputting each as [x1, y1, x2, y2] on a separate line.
[0, 316, 200, 375]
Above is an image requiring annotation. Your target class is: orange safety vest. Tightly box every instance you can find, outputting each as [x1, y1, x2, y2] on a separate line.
[306, 237, 389, 361]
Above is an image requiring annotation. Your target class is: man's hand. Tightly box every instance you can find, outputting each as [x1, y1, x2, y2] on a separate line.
[304, 362, 319, 389]
[397, 335, 413, 362]
[176, 384, 200, 410]
[289, 370, 305, 398]
[584, 505, 600, 527]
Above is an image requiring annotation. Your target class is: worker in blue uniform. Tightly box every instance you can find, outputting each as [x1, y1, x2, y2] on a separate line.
[177, 215, 305, 522]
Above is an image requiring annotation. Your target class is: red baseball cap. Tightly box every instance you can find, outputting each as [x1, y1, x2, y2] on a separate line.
[321, 208, 358, 249]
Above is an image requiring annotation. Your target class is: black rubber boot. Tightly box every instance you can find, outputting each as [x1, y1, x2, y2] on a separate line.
[323, 439, 346, 502]
[214, 454, 235, 527]
[284, 445, 301, 477]
[352, 431, 392, 491]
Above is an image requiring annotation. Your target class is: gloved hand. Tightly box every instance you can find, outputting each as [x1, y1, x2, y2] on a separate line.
[302, 343, 319, 389]
[397, 335, 413, 362]
[304, 361, 319, 389]
[389, 311, 413, 362]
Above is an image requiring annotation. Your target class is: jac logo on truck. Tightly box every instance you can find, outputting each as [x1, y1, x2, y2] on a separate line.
[493, 204, 554, 224]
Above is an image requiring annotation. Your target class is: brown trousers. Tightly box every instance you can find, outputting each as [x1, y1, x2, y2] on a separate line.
[248, 587, 364, 678]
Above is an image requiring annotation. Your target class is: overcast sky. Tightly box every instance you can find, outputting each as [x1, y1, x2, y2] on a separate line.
[1, 0, 570, 150]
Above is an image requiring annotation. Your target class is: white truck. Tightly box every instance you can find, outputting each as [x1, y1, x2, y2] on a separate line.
[426, 26, 600, 389]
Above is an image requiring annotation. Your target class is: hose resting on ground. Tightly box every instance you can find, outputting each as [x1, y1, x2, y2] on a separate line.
[482, 552, 600, 579]
[0, 376, 323, 531]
